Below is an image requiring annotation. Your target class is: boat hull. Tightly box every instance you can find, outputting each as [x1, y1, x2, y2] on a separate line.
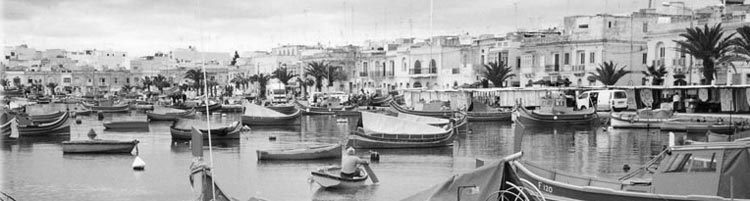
[146, 109, 195, 121]
[514, 106, 597, 125]
[241, 109, 301, 126]
[267, 105, 296, 115]
[389, 101, 457, 119]
[310, 167, 368, 188]
[610, 113, 669, 129]
[170, 121, 242, 140]
[346, 129, 456, 149]
[467, 111, 511, 122]
[294, 101, 357, 115]
[103, 121, 149, 130]
[62, 140, 138, 154]
[17, 112, 70, 136]
[257, 144, 342, 160]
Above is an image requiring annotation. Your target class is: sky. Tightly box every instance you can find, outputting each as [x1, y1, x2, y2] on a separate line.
[2, 0, 719, 57]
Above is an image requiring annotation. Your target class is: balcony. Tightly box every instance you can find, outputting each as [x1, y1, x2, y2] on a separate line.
[544, 65, 559, 72]
[386, 71, 394, 77]
[408, 68, 438, 75]
[569, 65, 585, 72]
[451, 68, 460, 74]
[359, 72, 368, 77]
[653, 59, 665, 67]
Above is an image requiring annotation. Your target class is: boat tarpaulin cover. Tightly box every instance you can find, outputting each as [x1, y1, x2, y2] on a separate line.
[719, 146, 750, 199]
[401, 160, 530, 201]
[396, 112, 449, 126]
[362, 112, 446, 135]
[243, 103, 286, 117]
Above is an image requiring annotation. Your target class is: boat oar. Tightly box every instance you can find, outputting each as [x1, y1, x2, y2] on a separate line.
[362, 163, 379, 184]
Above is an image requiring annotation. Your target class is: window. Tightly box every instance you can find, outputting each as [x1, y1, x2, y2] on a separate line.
[643, 53, 648, 64]
[643, 22, 648, 32]
[564, 53, 570, 65]
[665, 153, 717, 173]
[516, 57, 521, 69]
[126, 78, 130, 83]
[578, 24, 589, 28]
[101, 78, 105, 83]
[63, 78, 71, 83]
[402, 58, 407, 71]
[363, 62, 368, 72]
[614, 91, 627, 99]
[608, 21, 612, 28]
[580, 52, 585, 64]
[481, 55, 485, 64]
[589, 52, 595, 64]
[28, 79, 33, 84]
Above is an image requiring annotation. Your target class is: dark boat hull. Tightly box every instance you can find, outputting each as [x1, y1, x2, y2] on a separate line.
[514, 106, 596, 125]
[17, 112, 70, 136]
[62, 140, 138, 154]
[241, 109, 302, 126]
[170, 121, 242, 140]
[146, 110, 195, 121]
[466, 111, 512, 122]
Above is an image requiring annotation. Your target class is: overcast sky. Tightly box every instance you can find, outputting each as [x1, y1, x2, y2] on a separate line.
[2, 0, 718, 56]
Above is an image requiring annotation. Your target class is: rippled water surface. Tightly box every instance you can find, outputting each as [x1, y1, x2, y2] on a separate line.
[1, 103, 694, 200]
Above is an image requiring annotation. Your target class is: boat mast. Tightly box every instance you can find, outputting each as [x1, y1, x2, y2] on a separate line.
[196, 0, 217, 200]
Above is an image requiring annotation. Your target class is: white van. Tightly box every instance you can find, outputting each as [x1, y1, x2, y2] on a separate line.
[576, 90, 628, 112]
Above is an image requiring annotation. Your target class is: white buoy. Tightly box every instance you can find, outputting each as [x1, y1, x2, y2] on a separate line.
[132, 156, 146, 171]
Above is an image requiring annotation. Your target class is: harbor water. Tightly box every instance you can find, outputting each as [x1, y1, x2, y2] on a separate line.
[1, 103, 683, 201]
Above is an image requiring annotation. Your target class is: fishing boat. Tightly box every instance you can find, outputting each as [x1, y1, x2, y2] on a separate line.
[62, 139, 139, 154]
[660, 120, 735, 134]
[27, 111, 67, 123]
[242, 103, 301, 126]
[395, 112, 450, 127]
[1, 113, 12, 139]
[610, 108, 674, 129]
[389, 101, 458, 119]
[294, 100, 357, 115]
[346, 111, 456, 149]
[170, 100, 221, 113]
[466, 101, 512, 122]
[267, 104, 297, 115]
[146, 107, 195, 121]
[370, 95, 392, 106]
[81, 101, 130, 113]
[103, 120, 149, 130]
[257, 143, 342, 160]
[511, 141, 750, 201]
[129, 101, 154, 110]
[310, 166, 369, 188]
[170, 119, 242, 140]
[513, 104, 597, 125]
[16, 111, 70, 136]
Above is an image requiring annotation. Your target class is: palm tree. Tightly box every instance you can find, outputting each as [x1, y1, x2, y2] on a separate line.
[272, 67, 296, 85]
[641, 65, 668, 85]
[142, 76, 153, 92]
[121, 84, 133, 93]
[249, 73, 270, 99]
[589, 61, 630, 86]
[305, 61, 329, 92]
[152, 74, 169, 93]
[327, 67, 347, 88]
[230, 75, 245, 89]
[296, 76, 315, 99]
[46, 82, 58, 95]
[728, 25, 750, 65]
[184, 69, 205, 95]
[0, 78, 8, 89]
[482, 61, 515, 87]
[674, 23, 735, 84]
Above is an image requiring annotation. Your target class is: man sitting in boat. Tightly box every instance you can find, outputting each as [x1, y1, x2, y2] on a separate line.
[340, 147, 368, 179]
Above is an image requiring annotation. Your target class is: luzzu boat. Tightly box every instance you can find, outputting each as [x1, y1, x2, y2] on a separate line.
[310, 166, 369, 188]
[466, 101, 512, 122]
[242, 103, 301, 126]
[389, 101, 458, 119]
[256, 143, 342, 160]
[103, 120, 149, 130]
[346, 111, 456, 149]
[513, 104, 597, 125]
[170, 119, 242, 140]
[170, 100, 221, 113]
[510, 141, 750, 201]
[81, 101, 129, 113]
[146, 107, 195, 121]
[293, 100, 357, 115]
[610, 108, 674, 129]
[16, 111, 70, 136]
[62, 139, 139, 154]
[28, 111, 67, 123]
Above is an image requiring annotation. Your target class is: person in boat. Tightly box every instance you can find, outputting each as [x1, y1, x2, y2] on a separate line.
[341, 147, 368, 179]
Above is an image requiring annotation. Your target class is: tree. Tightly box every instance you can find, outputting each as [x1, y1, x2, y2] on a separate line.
[230, 75, 245, 89]
[121, 84, 133, 93]
[230, 51, 240, 66]
[142, 76, 153, 92]
[249, 73, 270, 99]
[641, 65, 668, 85]
[272, 67, 296, 85]
[152, 74, 169, 93]
[589, 61, 630, 86]
[305, 61, 329, 92]
[482, 61, 515, 87]
[296, 76, 315, 99]
[12, 77, 21, 87]
[327, 67, 348, 88]
[674, 23, 735, 84]
[46, 82, 58, 95]
[184, 69, 205, 95]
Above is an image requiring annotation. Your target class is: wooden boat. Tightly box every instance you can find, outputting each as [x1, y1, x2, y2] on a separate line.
[511, 141, 750, 201]
[103, 120, 149, 130]
[16, 111, 70, 136]
[28, 111, 67, 123]
[660, 120, 735, 134]
[395, 112, 450, 127]
[610, 110, 674, 129]
[513, 105, 597, 125]
[346, 112, 456, 149]
[310, 166, 368, 188]
[1, 113, 12, 139]
[220, 104, 244, 113]
[466, 101, 512, 122]
[146, 107, 195, 121]
[267, 104, 297, 115]
[257, 144, 342, 160]
[62, 139, 139, 154]
[170, 119, 242, 140]
[170, 100, 221, 113]
[389, 101, 457, 119]
[242, 103, 301, 126]
[370, 95, 392, 106]
[294, 100, 357, 115]
[81, 101, 130, 112]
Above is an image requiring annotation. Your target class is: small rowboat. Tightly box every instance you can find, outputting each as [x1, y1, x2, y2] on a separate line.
[610, 112, 673, 129]
[28, 111, 67, 123]
[242, 103, 301, 126]
[16, 111, 70, 136]
[294, 101, 357, 115]
[257, 144, 342, 160]
[169, 100, 221, 113]
[310, 166, 368, 188]
[146, 108, 195, 121]
[62, 139, 139, 154]
[81, 102, 130, 112]
[1, 113, 13, 139]
[103, 120, 149, 130]
[170, 119, 242, 140]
